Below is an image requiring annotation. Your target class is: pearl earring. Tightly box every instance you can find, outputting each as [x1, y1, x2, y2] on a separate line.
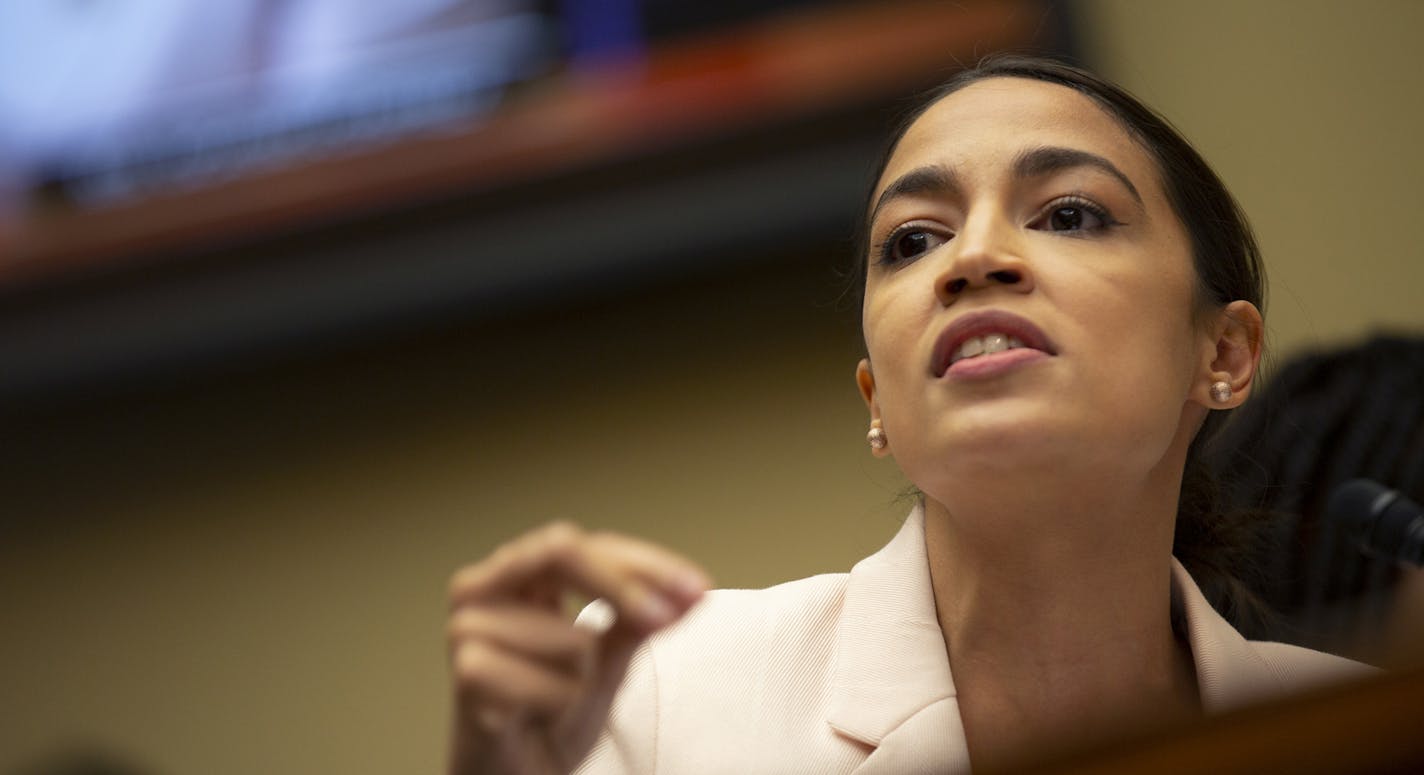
[866, 420, 887, 451]
[1210, 381, 1233, 403]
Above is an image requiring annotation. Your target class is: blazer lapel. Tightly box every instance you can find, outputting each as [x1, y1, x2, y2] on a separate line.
[825, 505, 971, 773]
[852, 698, 969, 775]
[1170, 558, 1284, 711]
[824, 512, 1276, 772]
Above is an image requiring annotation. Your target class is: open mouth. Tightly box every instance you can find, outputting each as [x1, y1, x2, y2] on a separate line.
[932, 310, 1057, 378]
[949, 332, 1031, 365]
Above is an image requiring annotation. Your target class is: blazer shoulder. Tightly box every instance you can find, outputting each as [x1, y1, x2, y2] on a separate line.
[574, 571, 850, 650]
[581, 571, 855, 773]
[697, 571, 850, 613]
[655, 571, 850, 649]
[1247, 639, 1379, 691]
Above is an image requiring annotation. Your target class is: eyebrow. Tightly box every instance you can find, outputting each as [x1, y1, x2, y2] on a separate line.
[868, 145, 1144, 226]
[1012, 146, 1143, 206]
[868, 165, 962, 226]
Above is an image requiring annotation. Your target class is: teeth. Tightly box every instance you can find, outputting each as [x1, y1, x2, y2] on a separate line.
[952, 332, 1027, 363]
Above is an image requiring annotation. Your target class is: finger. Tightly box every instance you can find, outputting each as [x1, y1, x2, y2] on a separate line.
[556, 621, 648, 754]
[452, 640, 582, 720]
[449, 523, 709, 631]
[448, 605, 597, 672]
[448, 522, 609, 604]
[583, 531, 712, 607]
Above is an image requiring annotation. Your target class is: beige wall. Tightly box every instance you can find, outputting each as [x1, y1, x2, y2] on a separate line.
[0, 261, 908, 775]
[3, 3, 1422, 774]
[1080, 0, 1424, 359]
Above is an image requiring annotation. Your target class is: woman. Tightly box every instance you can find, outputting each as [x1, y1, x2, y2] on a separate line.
[444, 56, 1369, 774]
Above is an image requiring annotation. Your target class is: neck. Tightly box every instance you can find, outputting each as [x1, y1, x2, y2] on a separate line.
[922, 468, 1202, 769]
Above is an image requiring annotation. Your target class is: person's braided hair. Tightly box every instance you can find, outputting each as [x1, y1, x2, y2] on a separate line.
[1205, 334, 1424, 646]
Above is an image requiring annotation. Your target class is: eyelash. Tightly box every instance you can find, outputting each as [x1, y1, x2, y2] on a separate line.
[871, 194, 1121, 267]
[1033, 194, 1120, 233]
[873, 223, 947, 267]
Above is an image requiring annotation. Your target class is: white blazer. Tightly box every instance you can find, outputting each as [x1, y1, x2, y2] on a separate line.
[575, 506, 1371, 774]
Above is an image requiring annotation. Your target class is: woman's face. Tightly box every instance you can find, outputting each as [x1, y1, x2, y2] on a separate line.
[858, 77, 1218, 496]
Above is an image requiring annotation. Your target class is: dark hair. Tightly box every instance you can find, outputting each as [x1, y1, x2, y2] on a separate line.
[1206, 334, 1424, 648]
[857, 55, 1269, 626]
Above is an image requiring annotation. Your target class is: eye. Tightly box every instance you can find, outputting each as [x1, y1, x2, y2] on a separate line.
[877, 226, 949, 265]
[1047, 206, 1098, 231]
[1032, 196, 1115, 233]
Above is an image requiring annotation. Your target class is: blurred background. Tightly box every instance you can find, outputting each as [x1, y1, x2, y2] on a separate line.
[1, 1, 1420, 773]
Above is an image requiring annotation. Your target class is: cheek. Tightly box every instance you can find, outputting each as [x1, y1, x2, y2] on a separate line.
[1139, 258, 1203, 378]
[863, 326, 919, 406]
[861, 284, 933, 412]
[1043, 239, 1198, 372]
[1087, 267, 1202, 429]
[861, 276, 907, 359]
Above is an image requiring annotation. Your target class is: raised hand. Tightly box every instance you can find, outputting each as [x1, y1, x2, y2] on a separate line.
[446, 521, 709, 775]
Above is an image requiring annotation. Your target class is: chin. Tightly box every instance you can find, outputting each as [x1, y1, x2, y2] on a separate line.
[902, 427, 1074, 487]
[945, 403, 1072, 453]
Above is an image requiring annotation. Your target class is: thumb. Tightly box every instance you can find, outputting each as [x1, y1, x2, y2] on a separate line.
[558, 620, 647, 757]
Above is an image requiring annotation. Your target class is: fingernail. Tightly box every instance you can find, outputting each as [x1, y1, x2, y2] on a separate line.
[638, 593, 676, 627]
[675, 571, 710, 600]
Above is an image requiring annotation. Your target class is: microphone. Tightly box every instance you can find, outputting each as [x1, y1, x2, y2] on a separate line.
[1327, 479, 1424, 567]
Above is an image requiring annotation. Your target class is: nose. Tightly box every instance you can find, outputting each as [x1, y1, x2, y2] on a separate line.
[934, 209, 1034, 305]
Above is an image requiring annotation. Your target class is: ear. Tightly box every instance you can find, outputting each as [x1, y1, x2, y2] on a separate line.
[1193, 300, 1263, 409]
[855, 358, 892, 458]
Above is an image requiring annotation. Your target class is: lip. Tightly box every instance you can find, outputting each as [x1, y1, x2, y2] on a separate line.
[931, 309, 1058, 379]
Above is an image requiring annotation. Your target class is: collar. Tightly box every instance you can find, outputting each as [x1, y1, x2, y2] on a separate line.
[1169, 557, 1284, 712]
[826, 505, 1287, 749]
[826, 504, 955, 746]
